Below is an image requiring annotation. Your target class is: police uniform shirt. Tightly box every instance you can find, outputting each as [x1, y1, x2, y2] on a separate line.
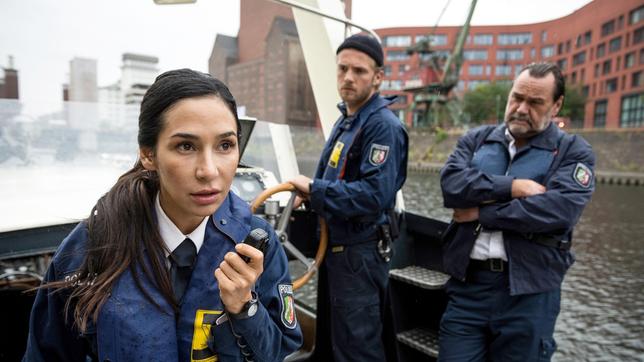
[155, 193, 206, 266]
[469, 128, 516, 262]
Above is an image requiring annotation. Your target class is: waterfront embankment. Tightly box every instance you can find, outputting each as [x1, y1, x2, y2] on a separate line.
[408, 127, 644, 186]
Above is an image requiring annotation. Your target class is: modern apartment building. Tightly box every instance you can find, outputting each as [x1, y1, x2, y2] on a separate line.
[377, 0, 643, 129]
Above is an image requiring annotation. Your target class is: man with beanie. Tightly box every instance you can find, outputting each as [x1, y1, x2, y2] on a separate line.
[290, 34, 408, 361]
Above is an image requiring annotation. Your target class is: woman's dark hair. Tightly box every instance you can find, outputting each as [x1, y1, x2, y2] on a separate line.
[61, 69, 240, 331]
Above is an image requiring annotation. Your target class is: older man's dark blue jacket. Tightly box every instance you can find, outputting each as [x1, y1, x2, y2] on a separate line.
[310, 93, 408, 245]
[440, 122, 595, 295]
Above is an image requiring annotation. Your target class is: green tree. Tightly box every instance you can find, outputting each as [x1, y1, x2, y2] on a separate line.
[559, 84, 587, 126]
[462, 82, 511, 125]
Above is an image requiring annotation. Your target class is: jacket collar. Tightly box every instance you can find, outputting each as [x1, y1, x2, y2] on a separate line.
[487, 121, 561, 151]
[336, 93, 397, 130]
[211, 192, 252, 244]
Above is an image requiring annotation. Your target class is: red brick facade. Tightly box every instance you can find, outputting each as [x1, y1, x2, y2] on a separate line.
[211, 0, 351, 126]
[377, 0, 644, 129]
[0, 68, 19, 99]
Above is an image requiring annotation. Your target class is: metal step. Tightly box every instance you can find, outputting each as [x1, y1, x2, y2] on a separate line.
[389, 266, 450, 290]
[397, 328, 439, 358]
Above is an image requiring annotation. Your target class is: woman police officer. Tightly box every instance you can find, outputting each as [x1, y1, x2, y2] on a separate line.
[23, 69, 302, 361]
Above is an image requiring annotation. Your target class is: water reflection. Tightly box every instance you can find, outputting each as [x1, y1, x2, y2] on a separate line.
[403, 172, 644, 361]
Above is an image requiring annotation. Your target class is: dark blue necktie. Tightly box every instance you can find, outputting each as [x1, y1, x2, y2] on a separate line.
[169, 238, 197, 302]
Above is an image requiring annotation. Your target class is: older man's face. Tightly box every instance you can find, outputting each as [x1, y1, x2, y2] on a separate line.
[504, 71, 563, 140]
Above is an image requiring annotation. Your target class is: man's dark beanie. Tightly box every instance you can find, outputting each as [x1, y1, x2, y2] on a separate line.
[336, 34, 384, 67]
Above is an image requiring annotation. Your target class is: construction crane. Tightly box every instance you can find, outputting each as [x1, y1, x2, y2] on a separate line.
[404, 0, 477, 128]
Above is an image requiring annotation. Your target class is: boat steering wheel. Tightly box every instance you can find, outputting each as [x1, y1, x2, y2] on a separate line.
[250, 182, 327, 291]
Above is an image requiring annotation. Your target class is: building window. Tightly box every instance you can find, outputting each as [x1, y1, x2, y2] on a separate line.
[383, 65, 392, 76]
[381, 80, 403, 91]
[471, 34, 493, 45]
[625, 52, 635, 68]
[557, 58, 567, 71]
[541, 31, 548, 42]
[606, 78, 618, 93]
[603, 59, 612, 75]
[557, 43, 564, 55]
[386, 51, 410, 61]
[415, 34, 447, 46]
[582, 85, 590, 97]
[541, 46, 555, 58]
[468, 64, 484, 75]
[609, 37, 622, 53]
[420, 50, 450, 62]
[495, 65, 512, 76]
[596, 43, 606, 58]
[630, 5, 644, 25]
[633, 71, 642, 88]
[496, 49, 524, 60]
[468, 80, 490, 90]
[601, 20, 615, 37]
[530, 48, 536, 59]
[463, 50, 488, 60]
[620, 93, 644, 127]
[498, 33, 532, 45]
[634, 26, 644, 45]
[398, 64, 409, 75]
[594, 100, 607, 128]
[572, 51, 586, 66]
[515, 64, 524, 77]
[384, 35, 411, 47]
[584, 31, 592, 45]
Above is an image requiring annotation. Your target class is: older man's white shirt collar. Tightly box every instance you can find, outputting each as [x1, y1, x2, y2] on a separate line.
[155, 193, 207, 256]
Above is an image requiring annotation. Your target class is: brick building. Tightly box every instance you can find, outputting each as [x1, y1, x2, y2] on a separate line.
[377, 0, 643, 129]
[209, 0, 351, 127]
[0, 56, 19, 100]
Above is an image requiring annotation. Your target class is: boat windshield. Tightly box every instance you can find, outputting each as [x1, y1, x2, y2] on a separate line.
[0, 98, 325, 233]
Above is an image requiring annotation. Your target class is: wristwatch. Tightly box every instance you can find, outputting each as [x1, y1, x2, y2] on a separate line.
[308, 180, 314, 193]
[229, 291, 258, 319]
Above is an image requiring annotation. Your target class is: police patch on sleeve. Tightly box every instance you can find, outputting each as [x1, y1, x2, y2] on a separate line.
[573, 163, 593, 188]
[278, 284, 297, 329]
[369, 144, 390, 166]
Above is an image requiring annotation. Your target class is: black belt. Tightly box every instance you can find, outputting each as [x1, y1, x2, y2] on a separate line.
[468, 258, 508, 272]
[528, 234, 571, 250]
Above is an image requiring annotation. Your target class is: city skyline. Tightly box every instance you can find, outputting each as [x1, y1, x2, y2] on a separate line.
[2, 0, 592, 117]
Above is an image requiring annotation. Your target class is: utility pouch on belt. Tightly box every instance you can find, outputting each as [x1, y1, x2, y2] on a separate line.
[377, 224, 393, 262]
[387, 209, 401, 240]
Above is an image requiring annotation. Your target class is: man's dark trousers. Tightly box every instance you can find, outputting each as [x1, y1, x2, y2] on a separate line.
[439, 267, 560, 361]
[325, 242, 389, 362]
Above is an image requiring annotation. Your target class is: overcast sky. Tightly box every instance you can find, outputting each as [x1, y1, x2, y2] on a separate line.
[0, 0, 592, 116]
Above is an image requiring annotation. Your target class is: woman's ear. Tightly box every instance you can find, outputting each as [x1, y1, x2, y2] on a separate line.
[140, 148, 157, 170]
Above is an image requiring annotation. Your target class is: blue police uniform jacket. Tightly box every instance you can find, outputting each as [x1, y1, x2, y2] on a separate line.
[440, 122, 595, 295]
[24, 192, 303, 362]
[310, 93, 408, 245]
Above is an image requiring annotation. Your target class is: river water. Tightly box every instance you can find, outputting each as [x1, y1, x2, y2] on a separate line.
[402, 172, 644, 361]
